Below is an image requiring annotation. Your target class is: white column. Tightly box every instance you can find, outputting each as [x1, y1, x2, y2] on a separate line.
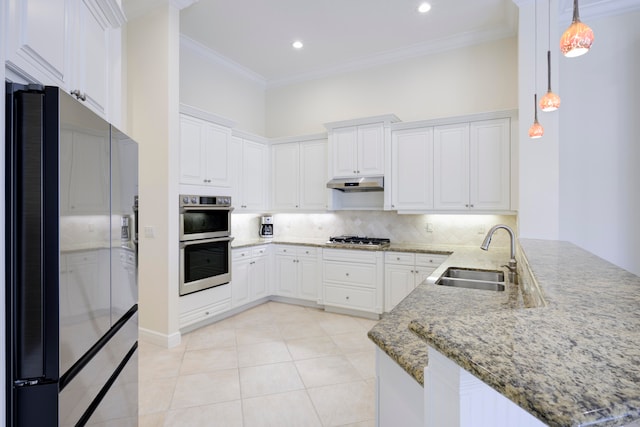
[126, 1, 183, 347]
[513, 0, 561, 240]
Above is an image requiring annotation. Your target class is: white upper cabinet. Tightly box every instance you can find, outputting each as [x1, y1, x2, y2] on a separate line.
[6, 0, 126, 121]
[434, 123, 471, 210]
[469, 119, 511, 211]
[272, 138, 327, 211]
[179, 114, 232, 188]
[232, 135, 268, 211]
[433, 118, 511, 211]
[391, 128, 434, 211]
[330, 123, 384, 178]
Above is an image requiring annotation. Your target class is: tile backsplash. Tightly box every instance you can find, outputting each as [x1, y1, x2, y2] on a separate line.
[233, 211, 517, 248]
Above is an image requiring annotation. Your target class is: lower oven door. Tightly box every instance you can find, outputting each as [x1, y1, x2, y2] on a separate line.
[179, 237, 233, 296]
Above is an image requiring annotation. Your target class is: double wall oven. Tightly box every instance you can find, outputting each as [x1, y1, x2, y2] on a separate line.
[179, 195, 233, 296]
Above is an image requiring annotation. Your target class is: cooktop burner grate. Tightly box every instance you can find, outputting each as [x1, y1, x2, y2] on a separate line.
[328, 235, 391, 247]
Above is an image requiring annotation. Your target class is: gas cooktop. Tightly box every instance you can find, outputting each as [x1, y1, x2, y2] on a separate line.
[327, 235, 391, 247]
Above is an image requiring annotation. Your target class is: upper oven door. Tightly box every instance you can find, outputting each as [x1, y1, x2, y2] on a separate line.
[180, 206, 232, 241]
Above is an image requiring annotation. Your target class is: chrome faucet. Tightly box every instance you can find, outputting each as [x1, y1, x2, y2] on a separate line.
[481, 224, 518, 284]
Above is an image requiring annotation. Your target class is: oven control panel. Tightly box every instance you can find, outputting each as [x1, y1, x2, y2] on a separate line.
[180, 194, 232, 207]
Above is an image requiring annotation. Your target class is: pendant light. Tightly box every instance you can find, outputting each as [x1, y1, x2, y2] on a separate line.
[540, 0, 561, 112]
[529, 0, 544, 139]
[529, 94, 544, 139]
[560, 0, 594, 58]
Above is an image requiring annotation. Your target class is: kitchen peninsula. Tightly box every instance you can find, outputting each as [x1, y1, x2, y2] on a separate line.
[369, 239, 640, 427]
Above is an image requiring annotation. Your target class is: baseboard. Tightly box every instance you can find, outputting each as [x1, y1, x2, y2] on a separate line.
[139, 326, 182, 349]
[324, 305, 381, 320]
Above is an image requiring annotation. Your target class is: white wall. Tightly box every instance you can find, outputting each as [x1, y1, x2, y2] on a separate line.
[558, 11, 640, 276]
[265, 37, 518, 137]
[180, 38, 266, 135]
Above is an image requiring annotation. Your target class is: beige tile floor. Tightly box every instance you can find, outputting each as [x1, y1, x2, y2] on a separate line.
[139, 301, 378, 427]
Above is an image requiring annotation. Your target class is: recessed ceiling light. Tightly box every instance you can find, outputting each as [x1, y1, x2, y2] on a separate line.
[292, 40, 303, 49]
[418, 2, 431, 13]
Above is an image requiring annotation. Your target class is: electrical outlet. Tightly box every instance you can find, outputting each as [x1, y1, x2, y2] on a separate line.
[144, 226, 155, 238]
[426, 223, 434, 233]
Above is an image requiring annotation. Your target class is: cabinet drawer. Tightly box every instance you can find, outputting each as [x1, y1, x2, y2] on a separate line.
[275, 245, 296, 256]
[297, 246, 317, 257]
[415, 253, 449, 267]
[233, 249, 251, 261]
[251, 246, 268, 257]
[384, 252, 415, 265]
[324, 262, 376, 287]
[323, 248, 378, 263]
[324, 285, 376, 311]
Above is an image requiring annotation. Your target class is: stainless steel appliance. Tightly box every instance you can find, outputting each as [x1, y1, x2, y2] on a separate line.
[326, 176, 384, 192]
[179, 194, 232, 240]
[259, 214, 273, 238]
[327, 235, 391, 248]
[179, 195, 233, 296]
[5, 83, 138, 426]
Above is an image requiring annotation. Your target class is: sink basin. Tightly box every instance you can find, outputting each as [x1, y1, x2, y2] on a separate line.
[436, 267, 505, 292]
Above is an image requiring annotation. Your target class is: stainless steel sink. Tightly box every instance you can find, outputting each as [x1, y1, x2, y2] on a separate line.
[436, 267, 505, 292]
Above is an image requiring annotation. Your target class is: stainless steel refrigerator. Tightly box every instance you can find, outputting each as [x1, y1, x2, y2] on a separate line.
[5, 83, 139, 426]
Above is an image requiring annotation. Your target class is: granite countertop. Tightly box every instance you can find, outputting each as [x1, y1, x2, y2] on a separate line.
[369, 239, 640, 427]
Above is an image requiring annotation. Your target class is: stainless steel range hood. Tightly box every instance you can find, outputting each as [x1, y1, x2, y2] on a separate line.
[326, 176, 384, 192]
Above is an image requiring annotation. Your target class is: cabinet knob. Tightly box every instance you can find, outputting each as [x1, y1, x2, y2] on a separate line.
[305, 251, 309, 254]
[346, 296, 350, 300]
[465, 204, 469, 208]
[470, 204, 474, 208]
[205, 311, 210, 315]
[396, 257, 400, 261]
[353, 170, 357, 174]
[346, 273, 349, 276]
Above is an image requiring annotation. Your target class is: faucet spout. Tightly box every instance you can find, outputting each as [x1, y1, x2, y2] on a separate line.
[481, 224, 518, 283]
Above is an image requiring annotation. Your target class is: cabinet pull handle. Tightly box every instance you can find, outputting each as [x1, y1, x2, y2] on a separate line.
[71, 89, 86, 101]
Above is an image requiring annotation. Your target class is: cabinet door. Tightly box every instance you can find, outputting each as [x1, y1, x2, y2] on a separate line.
[203, 123, 232, 187]
[7, 0, 70, 88]
[75, 0, 109, 117]
[469, 119, 510, 210]
[357, 123, 385, 176]
[384, 264, 415, 312]
[298, 257, 320, 302]
[242, 141, 267, 210]
[391, 128, 434, 210]
[179, 115, 207, 185]
[331, 127, 358, 177]
[274, 255, 298, 297]
[250, 256, 269, 300]
[299, 141, 327, 210]
[231, 136, 243, 207]
[434, 123, 470, 210]
[232, 258, 251, 308]
[272, 143, 300, 210]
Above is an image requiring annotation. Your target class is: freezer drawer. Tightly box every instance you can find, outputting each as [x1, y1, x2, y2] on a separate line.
[59, 311, 138, 426]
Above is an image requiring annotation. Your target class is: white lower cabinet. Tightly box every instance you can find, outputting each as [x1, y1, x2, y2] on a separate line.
[323, 248, 383, 315]
[376, 348, 424, 427]
[424, 347, 545, 427]
[384, 252, 448, 312]
[274, 245, 321, 303]
[232, 245, 270, 308]
[178, 284, 232, 330]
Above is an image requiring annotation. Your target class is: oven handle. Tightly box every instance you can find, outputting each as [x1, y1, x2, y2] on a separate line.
[179, 236, 234, 248]
[180, 206, 235, 212]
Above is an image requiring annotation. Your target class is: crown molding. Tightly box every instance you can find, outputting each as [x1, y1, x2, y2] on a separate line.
[180, 103, 237, 128]
[180, 35, 267, 88]
[123, 0, 197, 20]
[558, 0, 640, 22]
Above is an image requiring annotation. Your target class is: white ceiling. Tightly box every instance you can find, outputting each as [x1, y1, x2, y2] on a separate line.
[179, 0, 519, 86]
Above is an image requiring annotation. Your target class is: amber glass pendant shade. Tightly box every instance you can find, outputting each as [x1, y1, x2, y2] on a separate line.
[560, 0, 594, 58]
[529, 94, 544, 139]
[540, 51, 561, 112]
